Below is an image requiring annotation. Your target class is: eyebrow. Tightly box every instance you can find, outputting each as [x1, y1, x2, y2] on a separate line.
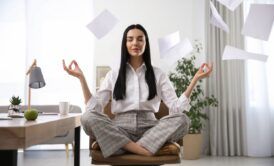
[126, 36, 144, 39]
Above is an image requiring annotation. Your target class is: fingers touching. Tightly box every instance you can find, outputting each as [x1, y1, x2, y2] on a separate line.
[202, 63, 213, 76]
[195, 62, 213, 80]
[62, 59, 80, 77]
[62, 59, 68, 70]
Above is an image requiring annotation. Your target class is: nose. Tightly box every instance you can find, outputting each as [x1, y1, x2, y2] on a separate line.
[132, 39, 138, 45]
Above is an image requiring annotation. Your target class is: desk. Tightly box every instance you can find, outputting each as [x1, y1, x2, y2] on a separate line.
[0, 113, 81, 166]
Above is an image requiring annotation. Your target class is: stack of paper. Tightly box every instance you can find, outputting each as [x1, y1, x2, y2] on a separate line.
[0, 114, 12, 120]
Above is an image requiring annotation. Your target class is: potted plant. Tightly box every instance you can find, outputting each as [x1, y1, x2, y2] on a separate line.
[169, 40, 218, 159]
[9, 95, 22, 114]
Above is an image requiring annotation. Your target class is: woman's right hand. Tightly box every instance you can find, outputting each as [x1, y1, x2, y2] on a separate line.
[63, 59, 92, 103]
[63, 60, 84, 79]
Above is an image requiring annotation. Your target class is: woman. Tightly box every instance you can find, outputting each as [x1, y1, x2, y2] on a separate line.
[63, 24, 212, 158]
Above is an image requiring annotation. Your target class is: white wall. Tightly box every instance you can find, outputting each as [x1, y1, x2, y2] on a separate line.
[91, 0, 206, 90]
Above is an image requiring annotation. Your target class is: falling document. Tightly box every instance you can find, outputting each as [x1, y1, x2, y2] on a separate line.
[242, 4, 274, 41]
[159, 38, 193, 67]
[216, 0, 243, 11]
[158, 31, 181, 58]
[222, 46, 268, 62]
[210, 1, 229, 33]
[86, 9, 119, 39]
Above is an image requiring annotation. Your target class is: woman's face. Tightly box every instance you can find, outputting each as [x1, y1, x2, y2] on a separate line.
[126, 28, 146, 57]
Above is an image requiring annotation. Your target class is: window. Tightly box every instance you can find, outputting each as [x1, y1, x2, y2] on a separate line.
[0, 0, 94, 149]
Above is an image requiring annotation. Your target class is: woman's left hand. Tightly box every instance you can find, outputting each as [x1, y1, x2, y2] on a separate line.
[193, 63, 213, 81]
[184, 63, 213, 98]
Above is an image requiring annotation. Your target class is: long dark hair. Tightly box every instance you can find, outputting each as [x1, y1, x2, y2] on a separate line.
[113, 24, 157, 100]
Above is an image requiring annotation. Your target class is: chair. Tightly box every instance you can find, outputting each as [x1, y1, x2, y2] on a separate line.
[0, 104, 82, 158]
[89, 102, 183, 165]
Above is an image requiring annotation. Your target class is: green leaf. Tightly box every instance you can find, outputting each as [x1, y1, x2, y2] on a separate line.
[10, 95, 22, 105]
[168, 40, 218, 133]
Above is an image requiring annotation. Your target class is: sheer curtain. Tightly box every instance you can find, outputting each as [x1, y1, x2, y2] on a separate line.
[0, 0, 26, 104]
[205, 0, 246, 156]
[0, 0, 94, 149]
[244, 0, 274, 157]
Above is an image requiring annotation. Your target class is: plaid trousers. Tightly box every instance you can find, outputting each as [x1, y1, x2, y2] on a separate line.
[81, 110, 190, 158]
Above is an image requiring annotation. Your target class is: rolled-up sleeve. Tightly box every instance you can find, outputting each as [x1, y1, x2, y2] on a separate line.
[177, 93, 191, 112]
[86, 71, 112, 113]
[158, 72, 191, 114]
[86, 95, 97, 111]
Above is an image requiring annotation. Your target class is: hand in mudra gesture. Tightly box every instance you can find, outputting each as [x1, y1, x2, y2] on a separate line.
[194, 63, 213, 81]
[63, 60, 84, 79]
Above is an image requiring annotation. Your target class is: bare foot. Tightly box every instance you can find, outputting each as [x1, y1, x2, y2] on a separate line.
[123, 141, 153, 156]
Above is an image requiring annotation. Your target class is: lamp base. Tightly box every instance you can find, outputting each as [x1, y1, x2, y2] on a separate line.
[24, 109, 38, 121]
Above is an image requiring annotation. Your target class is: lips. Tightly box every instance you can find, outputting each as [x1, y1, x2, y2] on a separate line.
[132, 48, 139, 51]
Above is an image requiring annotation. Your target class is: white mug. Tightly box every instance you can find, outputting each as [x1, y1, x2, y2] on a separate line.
[59, 102, 70, 115]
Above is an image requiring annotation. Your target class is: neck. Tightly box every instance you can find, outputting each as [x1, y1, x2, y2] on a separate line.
[129, 56, 143, 70]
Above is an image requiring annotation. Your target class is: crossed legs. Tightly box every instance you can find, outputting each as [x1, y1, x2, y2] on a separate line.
[81, 111, 189, 157]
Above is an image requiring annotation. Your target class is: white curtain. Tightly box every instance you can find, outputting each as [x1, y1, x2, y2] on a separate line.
[24, 0, 94, 106]
[0, 0, 26, 104]
[205, 0, 246, 156]
[0, 0, 94, 149]
[244, 0, 274, 157]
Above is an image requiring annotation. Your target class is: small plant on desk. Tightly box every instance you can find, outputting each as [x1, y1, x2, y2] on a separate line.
[9, 95, 22, 113]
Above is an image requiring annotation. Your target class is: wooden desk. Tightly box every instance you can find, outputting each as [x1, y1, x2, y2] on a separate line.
[0, 113, 81, 166]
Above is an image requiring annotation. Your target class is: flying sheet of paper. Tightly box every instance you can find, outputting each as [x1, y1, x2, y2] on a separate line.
[210, 1, 229, 33]
[242, 4, 274, 41]
[217, 0, 243, 11]
[158, 31, 180, 58]
[160, 38, 193, 67]
[222, 45, 268, 62]
[86, 9, 118, 39]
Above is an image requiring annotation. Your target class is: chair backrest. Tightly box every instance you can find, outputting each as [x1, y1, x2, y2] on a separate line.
[103, 101, 169, 119]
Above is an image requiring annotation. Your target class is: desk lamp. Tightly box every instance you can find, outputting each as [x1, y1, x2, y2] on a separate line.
[25, 59, 46, 120]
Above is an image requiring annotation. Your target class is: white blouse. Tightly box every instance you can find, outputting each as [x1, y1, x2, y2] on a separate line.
[86, 63, 191, 114]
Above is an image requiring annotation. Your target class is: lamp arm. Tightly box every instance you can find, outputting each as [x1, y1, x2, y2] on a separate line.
[28, 87, 31, 111]
[26, 59, 37, 75]
[26, 59, 37, 111]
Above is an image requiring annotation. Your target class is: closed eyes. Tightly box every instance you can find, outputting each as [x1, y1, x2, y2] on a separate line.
[127, 36, 144, 42]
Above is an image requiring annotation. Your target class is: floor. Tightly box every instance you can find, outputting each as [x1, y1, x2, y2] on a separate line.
[18, 149, 274, 166]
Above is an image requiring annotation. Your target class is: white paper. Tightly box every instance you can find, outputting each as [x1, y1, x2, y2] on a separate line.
[0, 114, 12, 120]
[242, 4, 274, 41]
[86, 9, 118, 39]
[217, 0, 243, 11]
[210, 1, 229, 33]
[158, 31, 180, 58]
[222, 45, 268, 62]
[160, 38, 193, 67]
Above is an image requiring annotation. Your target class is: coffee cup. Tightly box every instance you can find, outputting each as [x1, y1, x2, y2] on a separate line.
[59, 102, 70, 115]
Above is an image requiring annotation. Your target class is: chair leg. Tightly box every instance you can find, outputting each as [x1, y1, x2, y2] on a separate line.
[65, 144, 69, 158]
[71, 142, 75, 156]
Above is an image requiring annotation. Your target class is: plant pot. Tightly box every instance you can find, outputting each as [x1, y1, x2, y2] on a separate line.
[8, 104, 21, 113]
[182, 133, 202, 160]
